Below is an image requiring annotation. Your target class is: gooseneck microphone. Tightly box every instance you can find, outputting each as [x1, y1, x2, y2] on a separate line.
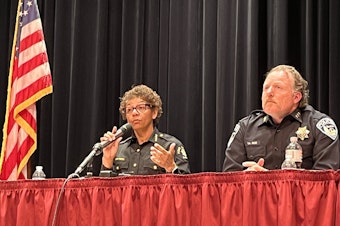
[71, 123, 132, 176]
[93, 123, 132, 151]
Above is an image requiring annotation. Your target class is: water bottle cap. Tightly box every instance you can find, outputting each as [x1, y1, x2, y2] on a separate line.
[290, 136, 298, 142]
[36, 166, 43, 170]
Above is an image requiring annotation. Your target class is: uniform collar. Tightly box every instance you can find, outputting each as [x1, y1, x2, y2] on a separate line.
[130, 127, 163, 144]
[258, 108, 303, 127]
[290, 108, 303, 123]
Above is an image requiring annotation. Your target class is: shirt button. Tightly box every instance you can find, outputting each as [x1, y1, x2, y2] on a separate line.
[276, 130, 280, 133]
[133, 163, 137, 167]
[136, 149, 140, 152]
[153, 165, 157, 170]
[274, 147, 279, 151]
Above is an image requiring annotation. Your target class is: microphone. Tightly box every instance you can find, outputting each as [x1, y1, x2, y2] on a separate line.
[94, 123, 132, 151]
[72, 123, 132, 175]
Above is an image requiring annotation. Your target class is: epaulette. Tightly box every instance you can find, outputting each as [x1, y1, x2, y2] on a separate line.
[152, 132, 170, 144]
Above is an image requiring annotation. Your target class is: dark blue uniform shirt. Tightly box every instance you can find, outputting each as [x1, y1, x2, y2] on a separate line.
[223, 105, 340, 171]
[101, 128, 190, 175]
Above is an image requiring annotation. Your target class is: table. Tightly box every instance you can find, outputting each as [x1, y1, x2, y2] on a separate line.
[0, 170, 339, 226]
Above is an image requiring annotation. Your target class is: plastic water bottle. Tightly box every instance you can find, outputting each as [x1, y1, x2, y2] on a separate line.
[281, 137, 297, 169]
[289, 136, 303, 168]
[281, 136, 302, 169]
[281, 151, 296, 169]
[32, 166, 46, 180]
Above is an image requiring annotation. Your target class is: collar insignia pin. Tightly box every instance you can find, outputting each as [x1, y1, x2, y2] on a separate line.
[263, 116, 268, 122]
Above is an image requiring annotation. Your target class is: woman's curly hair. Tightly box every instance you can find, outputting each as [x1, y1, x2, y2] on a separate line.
[119, 84, 163, 125]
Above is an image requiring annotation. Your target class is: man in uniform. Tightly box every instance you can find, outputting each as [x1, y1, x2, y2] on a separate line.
[100, 84, 190, 175]
[222, 65, 340, 171]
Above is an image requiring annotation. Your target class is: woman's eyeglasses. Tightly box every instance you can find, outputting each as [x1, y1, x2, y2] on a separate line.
[124, 103, 153, 115]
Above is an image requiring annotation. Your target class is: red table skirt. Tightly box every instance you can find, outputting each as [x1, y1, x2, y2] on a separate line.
[1, 170, 339, 226]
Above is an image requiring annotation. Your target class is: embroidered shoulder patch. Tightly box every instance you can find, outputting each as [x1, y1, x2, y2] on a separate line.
[316, 118, 338, 140]
[227, 124, 240, 147]
[177, 146, 188, 160]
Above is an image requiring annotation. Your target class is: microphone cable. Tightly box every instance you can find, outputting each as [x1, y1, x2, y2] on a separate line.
[51, 173, 79, 226]
[51, 123, 131, 225]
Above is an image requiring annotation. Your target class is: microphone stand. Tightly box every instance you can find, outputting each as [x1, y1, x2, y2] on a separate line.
[68, 143, 102, 179]
[68, 123, 132, 179]
[85, 158, 93, 178]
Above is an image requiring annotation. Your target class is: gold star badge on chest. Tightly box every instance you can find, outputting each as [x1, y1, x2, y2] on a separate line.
[295, 126, 310, 141]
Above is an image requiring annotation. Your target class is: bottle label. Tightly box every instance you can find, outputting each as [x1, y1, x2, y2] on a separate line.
[292, 149, 303, 163]
[285, 149, 294, 159]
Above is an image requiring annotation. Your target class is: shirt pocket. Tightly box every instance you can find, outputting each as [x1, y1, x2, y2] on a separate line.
[245, 140, 266, 161]
[143, 160, 164, 174]
[114, 158, 129, 172]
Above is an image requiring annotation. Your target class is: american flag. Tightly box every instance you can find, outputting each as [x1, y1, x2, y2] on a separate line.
[0, 0, 53, 180]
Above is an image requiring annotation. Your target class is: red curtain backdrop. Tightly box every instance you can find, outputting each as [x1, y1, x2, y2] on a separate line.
[0, 170, 339, 226]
